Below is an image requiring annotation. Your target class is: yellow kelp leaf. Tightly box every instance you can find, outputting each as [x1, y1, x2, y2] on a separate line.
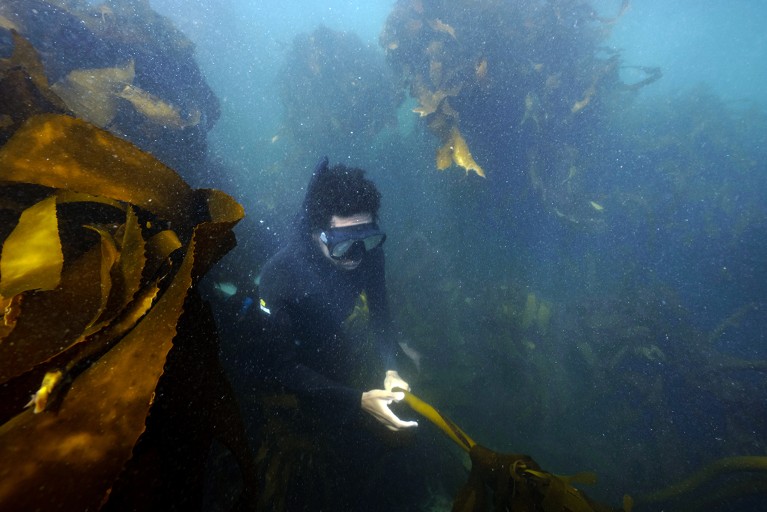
[429, 18, 457, 39]
[0, 32, 67, 143]
[449, 127, 485, 178]
[571, 84, 596, 114]
[117, 84, 201, 129]
[0, 114, 195, 230]
[0, 31, 49, 91]
[115, 206, 146, 307]
[0, 15, 20, 32]
[399, 389, 476, 452]
[81, 226, 119, 336]
[528, 469, 596, 512]
[558, 471, 598, 486]
[642, 455, 767, 503]
[435, 126, 485, 177]
[144, 230, 182, 281]
[188, 189, 244, 280]
[55, 190, 126, 211]
[54, 192, 134, 329]
[0, 196, 63, 298]
[50, 60, 135, 128]
[0, 241, 104, 383]
[5, 277, 164, 421]
[0, 232, 197, 511]
[436, 142, 453, 170]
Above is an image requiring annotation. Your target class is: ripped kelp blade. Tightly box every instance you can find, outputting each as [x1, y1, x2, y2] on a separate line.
[0, 113, 243, 511]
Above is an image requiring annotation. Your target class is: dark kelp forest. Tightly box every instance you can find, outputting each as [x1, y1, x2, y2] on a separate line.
[1, 0, 766, 511]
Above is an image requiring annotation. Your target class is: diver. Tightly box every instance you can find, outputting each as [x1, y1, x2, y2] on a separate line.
[254, 157, 422, 511]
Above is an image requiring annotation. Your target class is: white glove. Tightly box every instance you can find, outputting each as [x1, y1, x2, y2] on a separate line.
[361, 389, 418, 431]
[384, 370, 410, 392]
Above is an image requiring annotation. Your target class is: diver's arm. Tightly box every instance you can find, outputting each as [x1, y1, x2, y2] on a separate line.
[359, 250, 417, 430]
[364, 248, 401, 371]
[261, 306, 415, 429]
[259, 306, 362, 422]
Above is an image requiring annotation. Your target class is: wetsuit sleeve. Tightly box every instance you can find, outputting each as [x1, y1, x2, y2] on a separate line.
[258, 264, 362, 423]
[258, 306, 362, 421]
[364, 248, 400, 371]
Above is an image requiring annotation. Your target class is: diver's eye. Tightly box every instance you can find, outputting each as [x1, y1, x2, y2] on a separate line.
[330, 240, 355, 258]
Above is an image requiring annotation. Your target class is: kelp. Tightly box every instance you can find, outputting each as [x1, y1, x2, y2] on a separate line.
[277, 25, 402, 153]
[0, 113, 252, 510]
[640, 456, 767, 506]
[1, 0, 220, 181]
[50, 60, 135, 128]
[397, 389, 632, 512]
[0, 30, 69, 143]
[381, 0, 659, 218]
[0, 195, 63, 297]
[436, 126, 485, 178]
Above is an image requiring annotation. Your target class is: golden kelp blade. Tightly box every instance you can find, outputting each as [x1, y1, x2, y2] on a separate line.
[117, 84, 201, 128]
[641, 455, 767, 504]
[0, 196, 63, 298]
[0, 233, 198, 511]
[398, 389, 476, 452]
[80, 226, 119, 334]
[0, 114, 195, 229]
[0, 233, 112, 383]
[50, 61, 135, 128]
[112, 207, 146, 308]
[0, 31, 49, 92]
[435, 126, 485, 178]
[398, 391, 630, 512]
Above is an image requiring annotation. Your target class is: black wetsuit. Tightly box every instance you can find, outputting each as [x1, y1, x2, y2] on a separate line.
[257, 231, 398, 422]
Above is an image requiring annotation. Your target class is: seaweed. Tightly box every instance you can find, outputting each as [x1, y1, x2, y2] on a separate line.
[397, 389, 633, 512]
[277, 25, 402, 156]
[381, 0, 659, 220]
[0, 111, 253, 510]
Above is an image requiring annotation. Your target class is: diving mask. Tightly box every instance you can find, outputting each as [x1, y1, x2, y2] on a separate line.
[319, 223, 386, 260]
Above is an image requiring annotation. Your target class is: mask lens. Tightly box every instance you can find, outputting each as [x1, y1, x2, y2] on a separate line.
[363, 234, 386, 251]
[322, 224, 386, 260]
[330, 239, 355, 258]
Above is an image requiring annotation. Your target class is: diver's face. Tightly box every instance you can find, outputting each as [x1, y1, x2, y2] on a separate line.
[315, 212, 373, 271]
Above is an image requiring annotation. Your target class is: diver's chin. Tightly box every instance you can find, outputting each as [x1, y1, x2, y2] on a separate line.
[337, 258, 362, 270]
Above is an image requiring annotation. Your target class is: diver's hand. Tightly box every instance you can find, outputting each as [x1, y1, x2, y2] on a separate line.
[384, 370, 410, 392]
[361, 389, 418, 431]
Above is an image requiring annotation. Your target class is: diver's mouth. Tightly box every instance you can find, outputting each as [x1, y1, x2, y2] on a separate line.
[338, 258, 362, 270]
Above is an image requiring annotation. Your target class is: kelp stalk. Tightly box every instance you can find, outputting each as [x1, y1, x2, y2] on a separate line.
[396, 389, 632, 512]
[396, 388, 476, 452]
[641, 455, 767, 504]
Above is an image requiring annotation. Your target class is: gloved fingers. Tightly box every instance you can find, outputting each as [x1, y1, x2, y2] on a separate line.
[367, 389, 398, 401]
[361, 389, 418, 431]
[384, 370, 411, 392]
[379, 402, 419, 431]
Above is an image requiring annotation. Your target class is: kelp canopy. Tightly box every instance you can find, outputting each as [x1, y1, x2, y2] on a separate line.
[0, 29, 256, 511]
[0, 0, 220, 183]
[381, 0, 658, 217]
[278, 24, 402, 153]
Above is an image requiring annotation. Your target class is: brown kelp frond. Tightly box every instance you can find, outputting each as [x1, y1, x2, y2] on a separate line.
[0, 112, 243, 510]
[399, 390, 631, 512]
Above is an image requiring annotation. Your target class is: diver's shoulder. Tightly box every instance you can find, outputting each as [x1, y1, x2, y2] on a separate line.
[260, 244, 309, 286]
